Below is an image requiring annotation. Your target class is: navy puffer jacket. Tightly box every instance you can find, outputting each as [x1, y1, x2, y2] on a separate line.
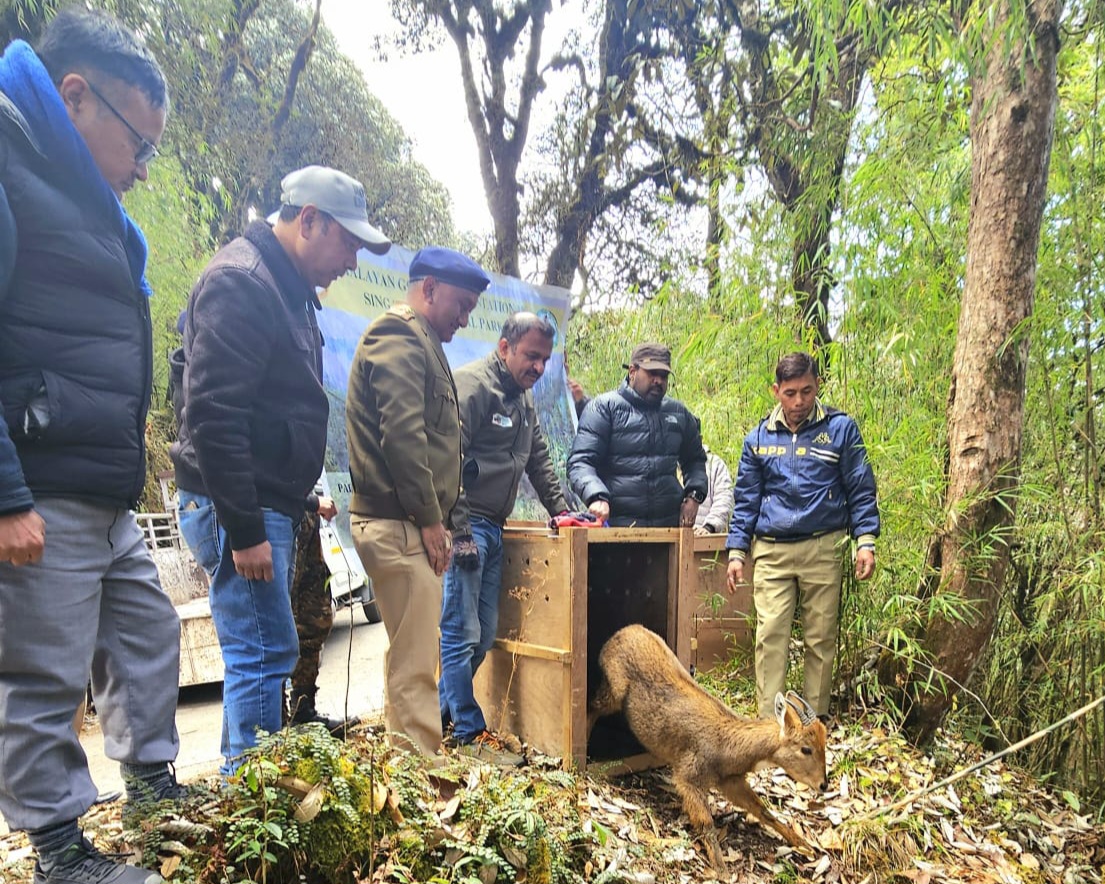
[568, 382, 707, 527]
[0, 93, 151, 512]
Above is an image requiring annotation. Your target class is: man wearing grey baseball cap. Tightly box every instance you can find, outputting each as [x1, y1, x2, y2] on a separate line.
[267, 165, 390, 255]
[171, 165, 388, 774]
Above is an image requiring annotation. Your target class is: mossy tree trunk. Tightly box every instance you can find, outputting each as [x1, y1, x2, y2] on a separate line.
[881, 0, 1062, 745]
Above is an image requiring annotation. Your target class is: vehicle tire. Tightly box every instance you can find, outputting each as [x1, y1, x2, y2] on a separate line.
[362, 598, 382, 624]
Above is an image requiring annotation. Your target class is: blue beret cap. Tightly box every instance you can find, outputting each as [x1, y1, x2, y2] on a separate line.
[409, 246, 491, 294]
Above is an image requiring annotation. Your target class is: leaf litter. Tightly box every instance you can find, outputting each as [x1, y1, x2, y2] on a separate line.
[0, 716, 1101, 884]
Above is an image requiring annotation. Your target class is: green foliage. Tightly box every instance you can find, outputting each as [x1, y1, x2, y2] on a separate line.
[568, 3, 1105, 812]
[124, 157, 213, 510]
[215, 725, 404, 883]
[127, 726, 604, 884]
[90, 0, 457, 247]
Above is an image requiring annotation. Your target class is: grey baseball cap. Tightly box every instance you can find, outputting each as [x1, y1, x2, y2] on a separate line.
[267, 165, 390, 255]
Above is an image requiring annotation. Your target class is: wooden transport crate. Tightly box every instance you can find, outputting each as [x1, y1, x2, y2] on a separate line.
[473, 525, 753, 770]
[689, 534, 753, 673]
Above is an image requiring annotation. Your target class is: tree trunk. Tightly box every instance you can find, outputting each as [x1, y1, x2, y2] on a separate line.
[749, 39, 869, 350]
[896, 0, 1061, 745]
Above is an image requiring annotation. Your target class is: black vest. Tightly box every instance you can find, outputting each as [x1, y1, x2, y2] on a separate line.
[0, 92, 151, 509]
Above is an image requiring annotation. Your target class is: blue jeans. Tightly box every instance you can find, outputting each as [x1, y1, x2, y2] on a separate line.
[438, 517, 503, 744]
[177, 490, 298, 775]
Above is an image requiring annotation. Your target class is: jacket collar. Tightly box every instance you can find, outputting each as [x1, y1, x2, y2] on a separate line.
[0, 91, 40, 159]
[242, 221, 320, 310]
[491, 351, 523, 399]
[765, 399, 827, 432]
[617, 379, 663, 410]
[410, 310, 453, 379]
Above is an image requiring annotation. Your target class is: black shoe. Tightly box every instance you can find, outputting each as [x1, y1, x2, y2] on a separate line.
[291, 707, 359, 738]
[121, 765, 199, 827]
[122, 764, 192, 804]
[33, 837, 163, 884]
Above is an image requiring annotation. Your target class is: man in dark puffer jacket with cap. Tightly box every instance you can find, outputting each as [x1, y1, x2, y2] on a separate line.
[568, 342, 708, 528]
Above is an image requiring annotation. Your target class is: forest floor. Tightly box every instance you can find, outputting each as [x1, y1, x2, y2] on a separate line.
[0, 708, 1101, 884]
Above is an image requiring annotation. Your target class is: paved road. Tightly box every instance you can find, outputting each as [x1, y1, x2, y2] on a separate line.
[0, 611, 388, 837]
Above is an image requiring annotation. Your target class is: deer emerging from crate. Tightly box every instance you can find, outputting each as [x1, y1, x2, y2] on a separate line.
[587, 624, 827, 869]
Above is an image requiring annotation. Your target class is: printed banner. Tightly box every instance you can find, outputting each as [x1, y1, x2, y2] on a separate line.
[317, 244, 574, 581]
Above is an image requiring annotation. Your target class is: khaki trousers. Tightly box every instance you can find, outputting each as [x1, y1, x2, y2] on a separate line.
[751, 530, 846, 718]
[352, 516, 443, 757]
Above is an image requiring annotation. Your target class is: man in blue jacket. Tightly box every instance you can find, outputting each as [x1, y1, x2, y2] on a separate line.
[0, 10, 182, 884]
[726, 352, 880, 720]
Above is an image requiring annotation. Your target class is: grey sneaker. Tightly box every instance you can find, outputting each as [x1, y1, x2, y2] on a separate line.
[33, 837, 163, 884]
[456, 730, 524, 767]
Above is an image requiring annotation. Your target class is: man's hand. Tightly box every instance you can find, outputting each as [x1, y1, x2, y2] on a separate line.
[855, 547, 875, 581]
[679, 497, 700, 527]
[588, 499, 610, 524]
[0, 509, 46, 565]
[317, 495, 338, 521]
[452, 534, 480, 571]
[726, 558, 745, 594]
[233, 541, 274, 581]
[568, 378, 586, 403]
[421, 522, 451, 576]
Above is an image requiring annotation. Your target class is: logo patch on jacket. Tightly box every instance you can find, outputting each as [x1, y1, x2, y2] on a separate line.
[492, 413, 514, 428]
[814, 432, 832, 445]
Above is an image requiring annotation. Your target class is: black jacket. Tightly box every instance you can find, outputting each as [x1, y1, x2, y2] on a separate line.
[170, 222, 328, 549]
[451, 352, 568, 534]
[0, 92, 152, 513]
[568, 382, 708, 527]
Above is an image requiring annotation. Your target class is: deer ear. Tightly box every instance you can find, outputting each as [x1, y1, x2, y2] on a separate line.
[774, 692, 787, 736]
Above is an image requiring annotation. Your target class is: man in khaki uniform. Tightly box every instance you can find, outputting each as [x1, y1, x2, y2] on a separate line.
[345, 246, 490, 757]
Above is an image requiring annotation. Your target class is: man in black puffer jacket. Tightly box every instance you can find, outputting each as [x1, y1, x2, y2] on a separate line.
[568, 342, 708, 528]
[0, 11, 183, 884]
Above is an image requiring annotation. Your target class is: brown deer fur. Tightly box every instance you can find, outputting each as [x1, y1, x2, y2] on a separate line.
[588, 625, 827, 866]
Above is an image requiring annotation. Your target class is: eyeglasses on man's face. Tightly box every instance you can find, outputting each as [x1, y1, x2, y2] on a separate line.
[86, 80, 159, 165]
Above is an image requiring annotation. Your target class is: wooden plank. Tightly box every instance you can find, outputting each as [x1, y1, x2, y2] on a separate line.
[492, 637, 570, 663]
[587, 752, 658, 776]
[499, 532, 572, 646]
[690, 545, 754, 673]
[567, 528, 589, 769]
[177, 599, 224, 687]
[583, 527, 682, 543]
[476, 650, 569, 761]
[673, 526, 695, 668]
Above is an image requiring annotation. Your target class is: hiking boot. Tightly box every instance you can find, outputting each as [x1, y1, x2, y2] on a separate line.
[121, 764, 200, 826]
[33, 836, 163, 884]
[122, 763, 192, 804]
[455, 730, 524, 767]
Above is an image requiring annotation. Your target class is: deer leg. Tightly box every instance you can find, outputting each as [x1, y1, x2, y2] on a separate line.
[719, 775, 811, 854]
[586, 675, 621, 740]
[672, 772, 726, 871]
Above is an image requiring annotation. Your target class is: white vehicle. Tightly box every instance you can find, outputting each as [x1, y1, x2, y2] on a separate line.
[319, 519, 381, 624]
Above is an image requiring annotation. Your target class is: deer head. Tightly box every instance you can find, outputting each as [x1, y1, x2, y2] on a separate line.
[772, 691, 828, 792]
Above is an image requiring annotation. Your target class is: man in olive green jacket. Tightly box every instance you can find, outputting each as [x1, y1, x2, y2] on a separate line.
[440, 313, 568, 764]
[345, 246, 490, 758]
